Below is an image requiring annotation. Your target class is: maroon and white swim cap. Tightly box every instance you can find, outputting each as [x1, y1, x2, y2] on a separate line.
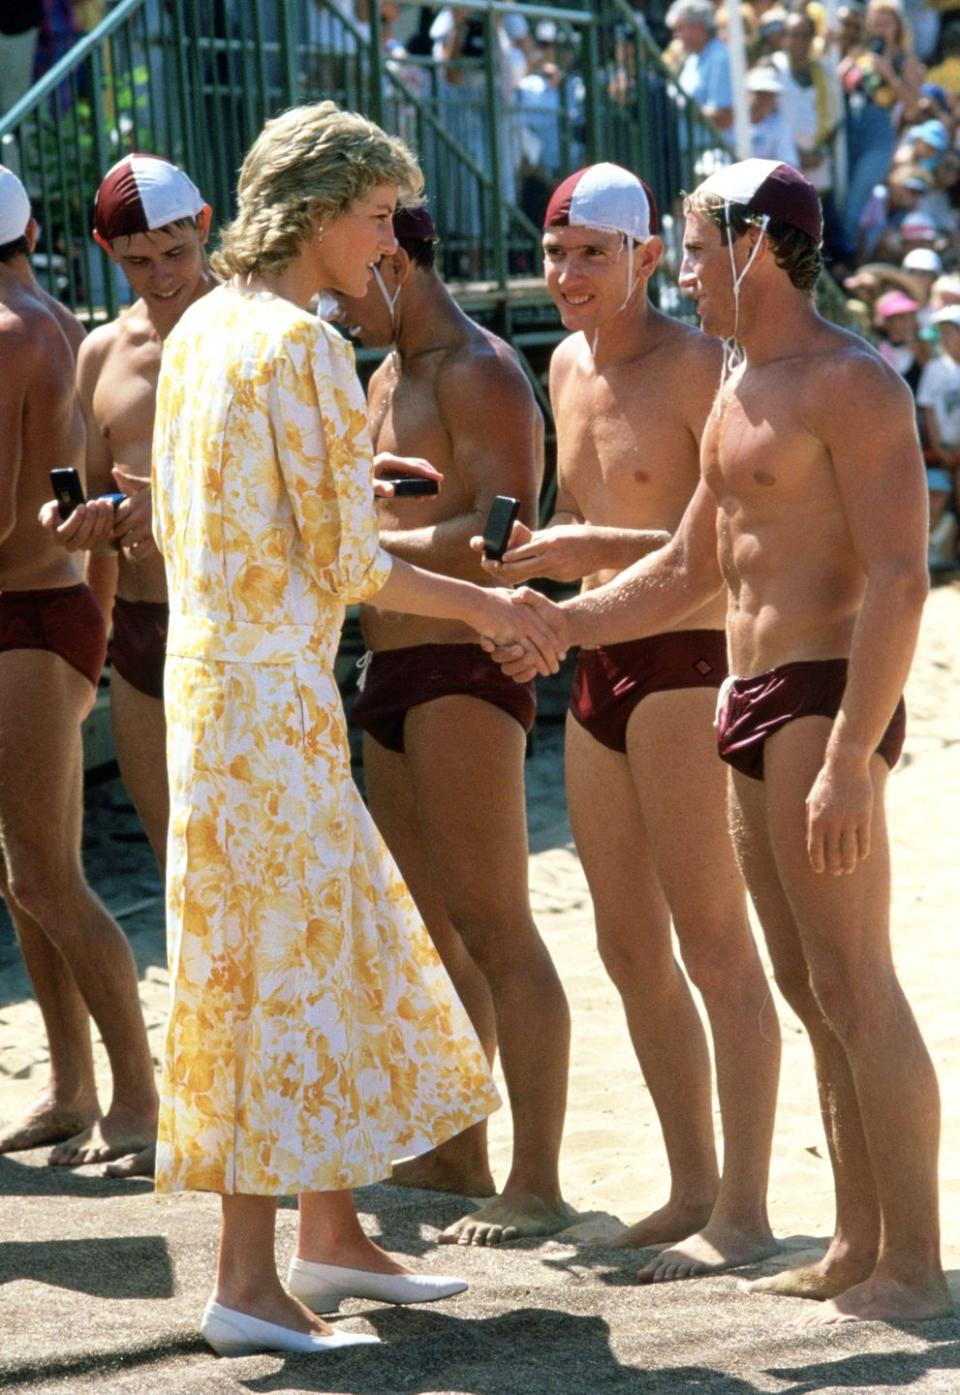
[696, 159, 822, 244]
[544, 162, 660, 239]
[93, 153, 207, 242]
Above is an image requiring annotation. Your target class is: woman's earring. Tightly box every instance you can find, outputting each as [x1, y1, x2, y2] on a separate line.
[316, 225, 325, 243]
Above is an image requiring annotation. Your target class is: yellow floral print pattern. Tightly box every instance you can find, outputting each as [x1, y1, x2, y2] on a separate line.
[152, 286, 499, 1194]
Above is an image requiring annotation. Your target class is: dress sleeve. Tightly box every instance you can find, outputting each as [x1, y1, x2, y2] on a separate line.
[269, 319, 392, 604]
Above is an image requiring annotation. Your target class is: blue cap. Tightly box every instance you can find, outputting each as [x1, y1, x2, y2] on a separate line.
[909, 119, 948, 152]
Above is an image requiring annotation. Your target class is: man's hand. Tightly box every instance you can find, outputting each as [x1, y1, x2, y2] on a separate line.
[476, 588, 569, 680]
[110, 468, 157, 561]
[472, 586, 568, 677]
[373, 452, 443, 498]
[805, 757, 874, 875]
[471, 520, 670, 585]
[38, 495, 116, 551]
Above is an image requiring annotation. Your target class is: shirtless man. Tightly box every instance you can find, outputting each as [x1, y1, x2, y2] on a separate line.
[331, 205, 574, 1245]
[38, 154, 217, 1175]
[480, 163, 780, 1282]
[0, 164, 158, 1167]
[499, 159, 949, 1322]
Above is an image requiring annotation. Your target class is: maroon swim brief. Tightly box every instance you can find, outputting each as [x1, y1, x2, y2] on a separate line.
[351, 642, 537, 754]
[715, 658, 907, 781]
[569, 629, 728, 753]
[0, 583, 107, 688]
[109, 595, 169, 701]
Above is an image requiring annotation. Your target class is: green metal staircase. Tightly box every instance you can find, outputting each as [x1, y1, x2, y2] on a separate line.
[0, 0, 727, 327]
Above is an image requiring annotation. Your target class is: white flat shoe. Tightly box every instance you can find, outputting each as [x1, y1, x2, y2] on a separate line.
[200, 1300, 382, 1357]
[287, 1258, 468, 1313]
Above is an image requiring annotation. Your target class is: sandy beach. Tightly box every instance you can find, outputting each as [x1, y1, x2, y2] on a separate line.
[0, 580, 957, 1393]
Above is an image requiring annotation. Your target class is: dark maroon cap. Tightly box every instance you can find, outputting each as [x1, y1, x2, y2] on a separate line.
[393, 204, 439, 243]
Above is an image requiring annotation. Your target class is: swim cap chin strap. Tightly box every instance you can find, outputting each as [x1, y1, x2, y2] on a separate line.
[372, 262, 403, 335]
[589, 234, 644, 357]
[718, 205, 770, 397]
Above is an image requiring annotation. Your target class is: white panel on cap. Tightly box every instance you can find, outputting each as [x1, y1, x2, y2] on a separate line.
[130, 154, 205, 231]
[698, 159, 782, 203]
[0, 164, 31, 244]
[569, 162, 651, 240]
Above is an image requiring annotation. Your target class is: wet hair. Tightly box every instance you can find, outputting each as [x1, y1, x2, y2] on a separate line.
[685, 191, 822, 295]
[398, 234, 437, 270]
[0, 235, 29, 263]
[213, 101, 422, 279]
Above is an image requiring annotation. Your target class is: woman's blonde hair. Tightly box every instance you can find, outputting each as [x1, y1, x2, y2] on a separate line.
[865, 0, 911, 51]
[212, 101, 423, 278]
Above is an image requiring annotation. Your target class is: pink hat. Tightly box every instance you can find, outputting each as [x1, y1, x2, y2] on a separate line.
[93, 153, 207, 242]
[875, 289, 920, 317]
[900, 212, 938, 240]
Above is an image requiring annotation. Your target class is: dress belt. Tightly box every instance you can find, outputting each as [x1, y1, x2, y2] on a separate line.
[167, 613, 340, 667]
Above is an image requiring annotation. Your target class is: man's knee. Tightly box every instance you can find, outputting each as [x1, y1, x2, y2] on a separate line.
[806, 954, 898, 1044]
[3, 843, 82, 925]
[595, 917, 672, 992]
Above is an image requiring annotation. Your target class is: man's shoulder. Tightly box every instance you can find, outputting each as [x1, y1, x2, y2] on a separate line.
[434, 325, 529, 397]
[796, 326, 916, 415]
[0, 286, 60, 363]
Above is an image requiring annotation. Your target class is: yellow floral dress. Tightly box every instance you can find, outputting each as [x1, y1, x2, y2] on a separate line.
[151, 284, 499, 1195]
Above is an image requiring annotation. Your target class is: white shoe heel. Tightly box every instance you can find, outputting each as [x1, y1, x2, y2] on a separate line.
[200, 1300, 381, 1356]
[287, 1258, 468, 1311]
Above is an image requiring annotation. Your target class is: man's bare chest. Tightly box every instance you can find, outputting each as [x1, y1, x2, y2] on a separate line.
[368, 360, 451, 464]
[94, 348, 160, 466]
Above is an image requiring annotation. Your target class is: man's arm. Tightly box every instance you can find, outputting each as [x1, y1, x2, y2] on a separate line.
[806, 354, 929, 875]
[39, 332, 120, 553]
[560, 476, 724, 646]
[0, 327, 31, 546]
[377, 348, 542, 582]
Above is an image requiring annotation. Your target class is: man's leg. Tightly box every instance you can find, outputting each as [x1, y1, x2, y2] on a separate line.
[363, 729, 496, 1199]
[731, 764, 882, 1301]
[110, 670, 169, 872]
[0, 649, 158, 1165]
[0, 857, 100, 1152]
[398, 695, 572, 1244]
[622, 689, 780, 1281]
[758, 718, 949, 1321]
[565, 708, 720, 1248]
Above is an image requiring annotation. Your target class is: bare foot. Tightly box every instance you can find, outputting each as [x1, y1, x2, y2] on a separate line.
[605, 1198, 714, 1250]
[389, 1151, 495, 1198]
[102, 1142, 155, 1179]
[636, 1224, 779, 1284]
[0, 1096, 97, 1154]
[47, 1105, 156, 1167]
[440, 1193, 577, 1246]
[811, 1274, 954, 1324]
[302, 1234, 412, 1276]
[741, 1250, 875, 1301]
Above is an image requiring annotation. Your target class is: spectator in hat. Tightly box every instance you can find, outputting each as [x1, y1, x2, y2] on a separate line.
[665, 0, 734, 132]
[838, 0, 923, 262]
[902, 246, 944, 326]
[917, 303, 960, 565]
[747, 66, 801, 161]
[895, 117, 950, 176]
[874, 288, 928, 401]
[858, 163, 932, 259]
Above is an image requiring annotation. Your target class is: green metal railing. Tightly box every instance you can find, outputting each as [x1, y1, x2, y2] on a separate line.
[0, 0, 729, 322]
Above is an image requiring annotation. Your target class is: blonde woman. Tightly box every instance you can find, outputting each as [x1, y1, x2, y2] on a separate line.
[838, 0, 922, 258]
[151, 101, 563, 1358]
